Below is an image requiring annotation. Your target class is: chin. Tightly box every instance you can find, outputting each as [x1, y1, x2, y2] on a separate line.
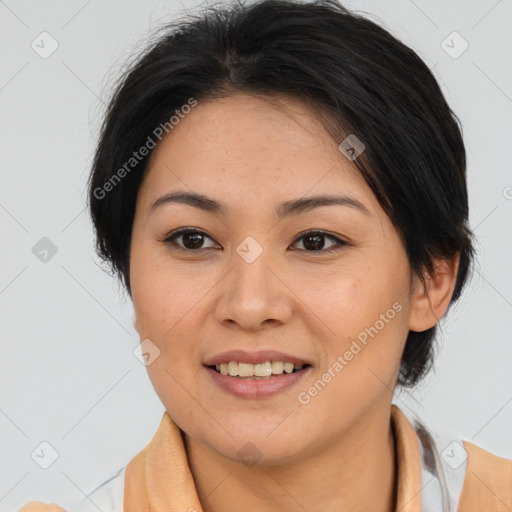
[204, 429, 307, 467]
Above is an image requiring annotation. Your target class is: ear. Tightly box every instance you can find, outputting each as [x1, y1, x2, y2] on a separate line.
[408, 253, 460, 332]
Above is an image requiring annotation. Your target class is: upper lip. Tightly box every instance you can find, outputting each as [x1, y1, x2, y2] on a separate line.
[203, 350, 312, 367]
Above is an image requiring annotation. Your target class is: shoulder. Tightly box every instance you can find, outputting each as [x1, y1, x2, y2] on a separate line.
[405, 408, 512, 511]
[17, 467, 126, 512]
[17, 504, 67, 512]
[458, 439, 512, 511]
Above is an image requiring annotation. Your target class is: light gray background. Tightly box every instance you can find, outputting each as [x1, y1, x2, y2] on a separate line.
[1, 0, 511, 509]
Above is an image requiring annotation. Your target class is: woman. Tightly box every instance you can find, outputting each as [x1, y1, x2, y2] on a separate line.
[20, 0, 511, 510]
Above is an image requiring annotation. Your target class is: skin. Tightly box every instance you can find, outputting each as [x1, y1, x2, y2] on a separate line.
[129, 92, 459, 512]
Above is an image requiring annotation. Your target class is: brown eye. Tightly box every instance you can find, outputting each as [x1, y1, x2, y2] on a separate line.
[163, 228, 219, 251]
[291, 231, 347, 253]
[161, 228, 347, 254]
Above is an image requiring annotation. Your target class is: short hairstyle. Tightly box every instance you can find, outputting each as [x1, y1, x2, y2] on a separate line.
[87, 0, 475, 387]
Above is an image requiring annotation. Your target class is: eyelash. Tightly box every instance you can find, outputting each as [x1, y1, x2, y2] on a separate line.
[160, 228, 348, 254]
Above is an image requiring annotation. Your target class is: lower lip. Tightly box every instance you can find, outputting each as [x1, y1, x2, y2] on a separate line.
[205, 366, 312, 399]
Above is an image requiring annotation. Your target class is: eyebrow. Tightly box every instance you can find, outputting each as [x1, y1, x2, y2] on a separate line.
[149, 190, 370, 220]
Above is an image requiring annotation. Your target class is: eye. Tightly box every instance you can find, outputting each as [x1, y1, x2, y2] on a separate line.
[291, 230, 347, 253]
[161, 228, 347, 253]
[161, 228, 220, 251]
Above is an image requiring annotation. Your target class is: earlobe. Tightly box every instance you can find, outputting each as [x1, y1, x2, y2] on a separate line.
[408, 253, 460, 332]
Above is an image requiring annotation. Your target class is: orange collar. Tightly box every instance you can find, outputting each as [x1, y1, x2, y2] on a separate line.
[18, 404, 512, 512]
[123, 404, 423, 511]
[390, 404, 423, 511]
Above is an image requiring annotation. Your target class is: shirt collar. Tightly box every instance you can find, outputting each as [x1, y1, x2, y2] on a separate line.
[391, 404, 423, 511]
[124, 405, 424, 511]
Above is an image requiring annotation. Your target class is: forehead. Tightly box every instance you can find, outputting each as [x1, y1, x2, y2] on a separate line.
[138, 93, 377, 215]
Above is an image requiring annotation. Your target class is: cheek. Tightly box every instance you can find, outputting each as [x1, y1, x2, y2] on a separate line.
[302, 256, 410, 384]
[130, 255, 207, 417]
[305, 259, 405, 329]
[131, 238, 199, 337]
[130, 244, 212, 387]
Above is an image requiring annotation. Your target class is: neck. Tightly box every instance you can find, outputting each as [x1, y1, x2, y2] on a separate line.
[184, 403, 397, 512]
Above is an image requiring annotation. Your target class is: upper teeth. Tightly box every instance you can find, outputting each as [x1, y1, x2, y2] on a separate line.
[214, 361, 305, 377]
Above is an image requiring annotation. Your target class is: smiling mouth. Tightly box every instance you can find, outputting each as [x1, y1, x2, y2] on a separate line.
[208, 361, 312, 379]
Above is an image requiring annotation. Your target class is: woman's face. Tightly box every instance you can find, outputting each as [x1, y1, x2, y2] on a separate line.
[130, 92, 416, 464]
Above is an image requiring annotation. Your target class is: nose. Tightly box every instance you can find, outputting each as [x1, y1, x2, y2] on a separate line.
[214, 240, 294, 332]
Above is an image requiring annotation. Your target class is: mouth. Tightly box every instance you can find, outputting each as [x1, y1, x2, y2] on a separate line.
[206, 361, 312, 380]
[204, 353, 313, 398]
